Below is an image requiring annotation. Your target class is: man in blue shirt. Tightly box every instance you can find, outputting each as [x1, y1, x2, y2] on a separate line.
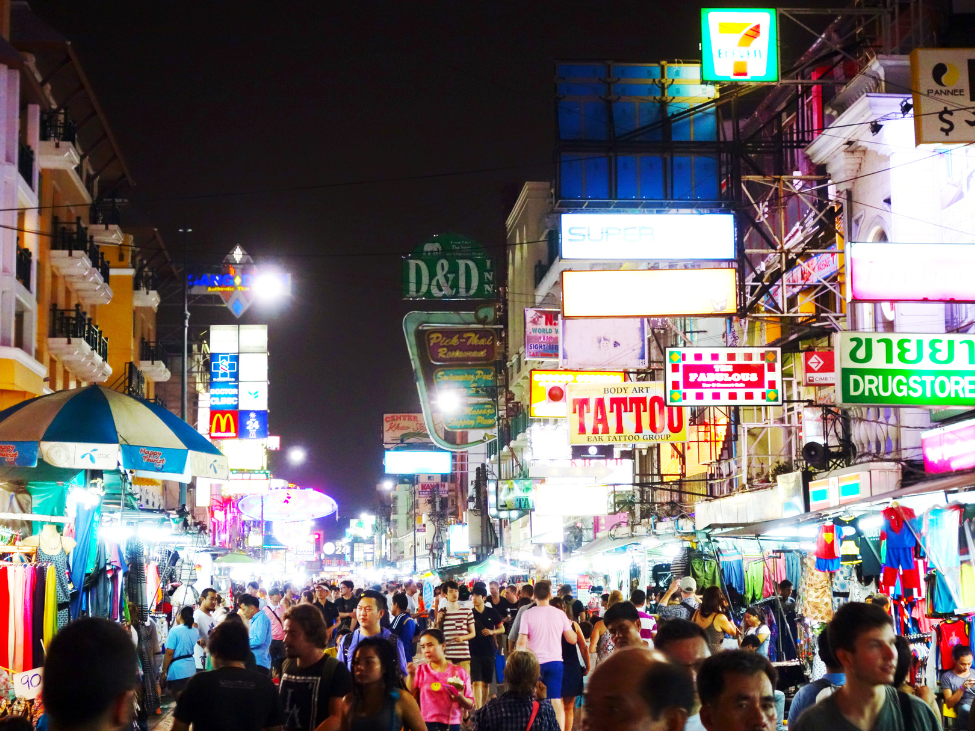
[240, 594, 272, 675]
[336, 590, 409, 678]
[389, 592, 417, 652]
[788, 623, 845, 724]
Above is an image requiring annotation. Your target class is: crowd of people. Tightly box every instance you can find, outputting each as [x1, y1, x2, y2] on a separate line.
[26, 573, 957, 731]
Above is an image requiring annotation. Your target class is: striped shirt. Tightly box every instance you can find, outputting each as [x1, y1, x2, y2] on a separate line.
[636, 609, 656, 643]
[442, 606, 474, 661]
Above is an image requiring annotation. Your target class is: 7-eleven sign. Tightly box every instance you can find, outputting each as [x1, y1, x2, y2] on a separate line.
[702, 9, 779, 82]
[803, 351, 835, 386]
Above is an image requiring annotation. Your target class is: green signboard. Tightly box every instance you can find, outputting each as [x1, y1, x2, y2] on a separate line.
[701, 8, 779, 83]
[837, 332, 975, 407]
[433, 367, 496, 397]
[402, 233, 495, 300]
[444, 402, 497, 431]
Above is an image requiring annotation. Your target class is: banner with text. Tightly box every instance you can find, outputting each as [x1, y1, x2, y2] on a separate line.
[565, 382, 686, 445]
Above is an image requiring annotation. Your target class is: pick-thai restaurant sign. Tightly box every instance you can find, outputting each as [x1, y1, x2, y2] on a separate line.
[525, 309, 560, 360]
[424, 328, 496, 364]
[837, 332, 975, 407]
[665, 347, 782, 405]
[565, 382, 686, 445]
[382, 414, 431, 447]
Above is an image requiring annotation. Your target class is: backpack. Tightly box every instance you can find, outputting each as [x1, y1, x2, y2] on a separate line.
[283, 654, 340, 693]
[341, 630, 402, 663]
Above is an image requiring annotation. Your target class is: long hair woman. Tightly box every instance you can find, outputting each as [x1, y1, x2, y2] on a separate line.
[470, 650, 559, 731]
[587, 590, 623, 665]
[550, 597, 590, 731]
[409, 629, 474, 731]
[692, 586, 738, 654]
[339, 636, 425, 731]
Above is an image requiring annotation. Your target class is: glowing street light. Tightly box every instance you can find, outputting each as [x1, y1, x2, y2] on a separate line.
[382, 480, 394, 490]
[437, 388, 464, 415]
[287, 447, 307, 465]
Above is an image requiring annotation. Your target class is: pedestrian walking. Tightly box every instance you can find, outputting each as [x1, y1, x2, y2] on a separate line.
[629, 590, 657, 643]
[239, 594, 273, 675]
[173, 620, 284, 731]
[339, 637, 425, 731]
[601, 602, 647, 651]
[654, 618, 711, 731]
[337, 580, 358, 631]
[161, 606, 199, 701]
[265, 586, 288, 676]
[280, 604, 353, 731]
[691, 587, 738, 654]
[697, 651, 778, 731]
[436, 580, 476, 675]
[549, 597, 589, 731]
[470, 585, 504, 707]
[337, 590, 410, 678]
[194, 588, 218, 670]
[471, 650, 560, 731]
[741, 608, 770, 657]
[390, 593, 418, 656]
[515, 580, 578, 730]
[43, 618, 139, 731]
[587, 590, 622, 666]
[410, 629, 475, 731]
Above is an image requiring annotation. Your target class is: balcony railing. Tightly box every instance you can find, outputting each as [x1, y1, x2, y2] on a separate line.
[125, 362, 146, 399]
[15, 244, 31, 291]
[135, 268, 158, 293]
[51, 216, 110, 282]
[49, 304, 108, 361]
[40, 110, 76, 144]
[140, 340, 165, 363]
[90, 200, 121, 227]
[17, 142, 33, 189]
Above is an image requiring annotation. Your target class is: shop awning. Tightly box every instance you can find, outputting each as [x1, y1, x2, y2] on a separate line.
[711, 469, 975, 537]
[576, 535, 644, 557]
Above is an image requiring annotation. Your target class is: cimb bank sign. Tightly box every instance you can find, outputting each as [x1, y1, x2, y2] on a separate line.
[559, 212, 735, 260]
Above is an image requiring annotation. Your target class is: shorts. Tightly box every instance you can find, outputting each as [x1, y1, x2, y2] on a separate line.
[884, 546, 915, 570]
[253, 665, 271, 677]
[167, 677, 192, 694]
[538, 661, 564, 699]
[470, 654, 495, 683]
[815, 557, 841, 572]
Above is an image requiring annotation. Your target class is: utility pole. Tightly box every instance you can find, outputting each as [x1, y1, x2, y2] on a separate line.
[412, 475, 417, 574]
[179, 227, 192, 509]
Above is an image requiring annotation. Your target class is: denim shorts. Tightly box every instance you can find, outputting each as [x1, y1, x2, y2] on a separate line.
[539, 660, 564, 699]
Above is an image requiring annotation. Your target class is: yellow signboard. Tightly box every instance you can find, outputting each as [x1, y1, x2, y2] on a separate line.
[565, 382, 687, 445]
[529, 370, 625, 418]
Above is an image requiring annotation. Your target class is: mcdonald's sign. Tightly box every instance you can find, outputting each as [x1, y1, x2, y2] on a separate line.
[210, 410, 239, 439]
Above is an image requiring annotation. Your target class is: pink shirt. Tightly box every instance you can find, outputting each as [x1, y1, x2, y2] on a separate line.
[520, 605, 572, 664]
[415, 662, 474, 725]
[264, 603, 285, 641]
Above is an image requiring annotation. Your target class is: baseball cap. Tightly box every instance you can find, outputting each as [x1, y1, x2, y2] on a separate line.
[679, 577, 697, 592]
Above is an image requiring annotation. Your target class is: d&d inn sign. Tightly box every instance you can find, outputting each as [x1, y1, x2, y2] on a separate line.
[837, 332, 975, 407]
[403, 233, 495, 300]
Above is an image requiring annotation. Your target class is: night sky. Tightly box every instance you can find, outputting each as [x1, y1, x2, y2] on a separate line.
[27, 2, 834, 536]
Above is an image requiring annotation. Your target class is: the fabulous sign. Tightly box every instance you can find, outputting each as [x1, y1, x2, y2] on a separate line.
[402, 233, 495, 300]
[837, 332, 975, 406]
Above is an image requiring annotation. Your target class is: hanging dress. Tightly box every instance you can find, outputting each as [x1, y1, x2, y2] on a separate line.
[37, 540, 71, 631]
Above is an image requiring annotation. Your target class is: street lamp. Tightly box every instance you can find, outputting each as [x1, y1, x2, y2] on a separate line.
[287, 447, 307, 465]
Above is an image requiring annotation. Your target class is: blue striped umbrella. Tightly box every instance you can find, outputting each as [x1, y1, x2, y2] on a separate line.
[0, 385, 228, 482]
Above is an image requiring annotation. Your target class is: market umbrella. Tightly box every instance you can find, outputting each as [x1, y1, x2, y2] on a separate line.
[214, 552, 259, 565]
[237, 488, 338, 522]
[0, 385, 228, 482]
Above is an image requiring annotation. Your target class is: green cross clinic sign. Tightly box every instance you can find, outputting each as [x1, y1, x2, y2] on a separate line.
[402, 233, 495, 300]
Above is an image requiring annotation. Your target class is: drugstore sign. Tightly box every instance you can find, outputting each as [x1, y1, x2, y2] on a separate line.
[565, 382, 686, 445]
[837, 332, 975, 407]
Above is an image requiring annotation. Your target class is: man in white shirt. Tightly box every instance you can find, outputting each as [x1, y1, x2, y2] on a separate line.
[193, 588, 218, 670]
[404, 580, 419, 614]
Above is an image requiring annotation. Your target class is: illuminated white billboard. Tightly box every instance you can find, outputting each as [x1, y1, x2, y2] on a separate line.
[383, 450, 452, 475]
[562, 269, 737, 318]
[534, 483, 609, 517]
[848, 241, 975, 302]
[560, 212, 735, 260]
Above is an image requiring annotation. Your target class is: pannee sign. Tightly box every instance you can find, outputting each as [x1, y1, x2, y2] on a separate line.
[837, 332, 975, 407]
[565, 382, 686, 445]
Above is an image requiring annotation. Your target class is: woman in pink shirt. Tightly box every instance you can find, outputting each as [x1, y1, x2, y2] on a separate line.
[409, 629, 474, 731]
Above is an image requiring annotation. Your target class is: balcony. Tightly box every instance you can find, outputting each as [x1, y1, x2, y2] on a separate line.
[133, 268, 160, 311]
[47, 304, 111, 383]
[138, 340, 171, 382]
[17, 142, 33, 191]
[15, 245, 31, 292]
[49, 217, 113, 305]
[89, 200, 123, 245]
[37, 110, 81, 170]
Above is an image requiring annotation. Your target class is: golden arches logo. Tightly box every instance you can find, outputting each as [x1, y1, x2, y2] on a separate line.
[210, 411, 238, 437]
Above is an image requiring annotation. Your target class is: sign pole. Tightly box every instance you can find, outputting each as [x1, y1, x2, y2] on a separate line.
[412, 476, 417, 575]
[179, 227, 192, 509]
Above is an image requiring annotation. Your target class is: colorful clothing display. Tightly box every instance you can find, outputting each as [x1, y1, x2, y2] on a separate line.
[36, 541, 70, 630]
[881, 506, 921, 594]
[815, 524, 841, 572]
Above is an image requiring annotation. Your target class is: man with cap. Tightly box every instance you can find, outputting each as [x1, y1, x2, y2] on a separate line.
[656, 577, 701, 622]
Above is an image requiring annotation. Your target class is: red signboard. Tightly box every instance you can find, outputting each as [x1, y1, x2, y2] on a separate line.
[802, 351, 835, 386]
[665, 347, 783, 405]
[210, 410, 239, 439]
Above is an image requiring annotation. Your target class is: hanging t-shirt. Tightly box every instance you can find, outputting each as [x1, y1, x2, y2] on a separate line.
[883, 506, 918, 548]
[834, 516, 864, 564]
[816, 524, 841, 560]
[938, 619, 971, 670]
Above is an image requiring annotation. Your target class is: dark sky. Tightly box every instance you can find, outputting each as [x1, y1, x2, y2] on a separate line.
[27, 1, 832, 536]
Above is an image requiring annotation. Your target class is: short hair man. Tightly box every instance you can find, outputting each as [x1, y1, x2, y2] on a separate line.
[336, 580, 356, 631]
[507, 583, 538, 651]
[603, 601, 646, 651]
[389, 592, 417, 651]
[238, 594, 273, 675]
[584, 647, 692, 731]
[788, 623, 845, 724]
[280, 604, 351, 731]
[516, 580, 577, 729]
[657, 577, 701, 621]
[174, 620, 284, 731]
[791, 602, 939, 731]
[654, 619, 711, 731]
[698, 650, 778, 731]
[194, 588, 218, 669]
[44, 618, 139, 731]
[777, 580, 794, 604]
[336, 589, 409, 678]
[942, 643, 975, 729]
[630, 589, 657, 642]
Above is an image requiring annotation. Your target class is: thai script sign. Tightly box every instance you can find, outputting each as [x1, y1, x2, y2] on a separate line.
[666, 347, 782, 405]
[565, 382, 686, 445]
[837, 332, 975, 406]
